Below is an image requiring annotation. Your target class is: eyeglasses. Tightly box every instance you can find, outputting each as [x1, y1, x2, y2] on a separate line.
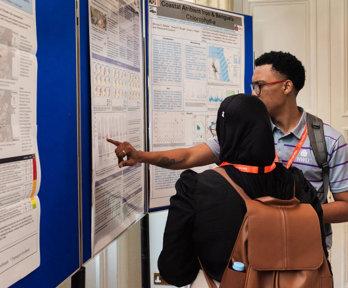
[250, 80, 287, 96]
[209, 123, 216, 137]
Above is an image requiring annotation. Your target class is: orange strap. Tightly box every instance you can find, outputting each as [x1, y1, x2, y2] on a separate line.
[220, 160, 277, 174]
[275, 124, 308, 169]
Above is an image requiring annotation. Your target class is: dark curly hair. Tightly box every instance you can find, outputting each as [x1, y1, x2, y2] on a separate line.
[255, 51, 305, 93]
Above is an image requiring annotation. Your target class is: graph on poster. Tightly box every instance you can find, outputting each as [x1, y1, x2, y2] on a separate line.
[153, 111, 185, 146]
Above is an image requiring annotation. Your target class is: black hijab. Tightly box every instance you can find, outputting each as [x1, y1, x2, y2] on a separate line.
[217, 94, 275, 166]
[216, 94, 293, 200]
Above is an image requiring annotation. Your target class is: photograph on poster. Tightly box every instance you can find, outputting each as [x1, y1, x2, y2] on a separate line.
[0, 89, 15, 143]
[90, 6, 107, 30]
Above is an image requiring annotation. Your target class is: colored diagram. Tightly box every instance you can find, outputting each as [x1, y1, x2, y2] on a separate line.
[208, 46, 230, 82]
[207, 87, 238, 108]
[208, 96, 224, 103]
[207, 87, 226, 107]
[206, 115, 217, 138]
[192, 115, 205, 142]
[208, 46, 242, 86]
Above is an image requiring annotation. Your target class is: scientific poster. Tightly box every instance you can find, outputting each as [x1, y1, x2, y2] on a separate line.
[0, 0, 41, 287]
[88, 0, 145, 255]
[148, 0, 245, 209]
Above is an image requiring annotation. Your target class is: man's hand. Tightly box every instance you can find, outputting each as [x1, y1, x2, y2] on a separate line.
[106, 138, 141, 168]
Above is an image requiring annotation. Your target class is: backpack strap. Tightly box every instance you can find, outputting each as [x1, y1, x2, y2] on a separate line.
[197, 167, 249, 288]
[198, 258, 219, 288]
[214, 167, 250, 201]
[306, 113, 329, 195]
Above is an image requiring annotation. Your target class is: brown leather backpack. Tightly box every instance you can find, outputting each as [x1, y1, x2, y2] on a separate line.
[200, 168, 333, 288]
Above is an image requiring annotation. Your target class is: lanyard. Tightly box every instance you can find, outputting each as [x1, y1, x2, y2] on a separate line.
[220, 161, 277, 174]
[220, 124, 308, 173]
[275, 124, 308, 169]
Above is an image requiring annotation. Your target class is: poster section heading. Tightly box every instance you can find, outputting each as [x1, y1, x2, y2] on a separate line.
[157, 0, 242, 29]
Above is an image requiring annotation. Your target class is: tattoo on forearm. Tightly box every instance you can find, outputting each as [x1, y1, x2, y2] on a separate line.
[157, 157, 185, 168]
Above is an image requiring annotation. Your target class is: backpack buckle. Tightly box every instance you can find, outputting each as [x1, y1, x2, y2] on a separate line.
[321, 162, 329, 171]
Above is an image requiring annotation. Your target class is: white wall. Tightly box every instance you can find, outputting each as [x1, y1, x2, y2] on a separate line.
[83, 221, 142, 288]
[234, 0, 348, 286]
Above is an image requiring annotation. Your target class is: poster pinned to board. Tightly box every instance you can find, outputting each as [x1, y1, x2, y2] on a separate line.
[0, 0, 41, 287]
[88, 0, 146, 255]
[147, 0, 246, 209]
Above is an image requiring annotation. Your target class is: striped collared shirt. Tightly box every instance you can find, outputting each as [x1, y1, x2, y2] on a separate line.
[206, 107, 348, 248]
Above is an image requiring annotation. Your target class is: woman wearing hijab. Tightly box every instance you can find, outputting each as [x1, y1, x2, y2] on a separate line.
[157, 94, 326, 287]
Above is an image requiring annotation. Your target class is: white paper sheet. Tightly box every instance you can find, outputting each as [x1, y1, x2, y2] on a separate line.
[88, 0, 145, 255]
[148, 0, 245, 209]
[0, 0, 40, 286]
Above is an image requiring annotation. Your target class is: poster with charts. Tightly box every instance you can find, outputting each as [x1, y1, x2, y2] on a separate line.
[0, 0, 41, 287]
[148, 0, 245, 209]
[88, 0, 145, 255]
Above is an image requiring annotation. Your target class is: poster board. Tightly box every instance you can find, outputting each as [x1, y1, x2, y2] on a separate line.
[147, 0, 253, 210]
[147, 3, 253, 285]
[9, 1, 80, 287]
[2, 1, 253, 286]
[80, 0, 93, 264]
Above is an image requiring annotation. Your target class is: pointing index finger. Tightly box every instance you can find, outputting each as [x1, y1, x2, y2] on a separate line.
[106, 138, 121, 146]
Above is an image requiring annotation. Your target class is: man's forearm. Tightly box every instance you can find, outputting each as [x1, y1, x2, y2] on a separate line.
[107, 139, 218, 169]
[138, 150, 188, 169]
[322, 200, 348, 223]
[138, 144, 218, 170]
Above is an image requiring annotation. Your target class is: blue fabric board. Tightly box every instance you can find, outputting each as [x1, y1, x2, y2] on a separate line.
[80, 0, 92, 264]
[11, 1, 80, 287]
[244, 15, 253, 94]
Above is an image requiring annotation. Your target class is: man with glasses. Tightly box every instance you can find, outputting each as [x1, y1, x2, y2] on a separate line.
[107, 51, 348, 233]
